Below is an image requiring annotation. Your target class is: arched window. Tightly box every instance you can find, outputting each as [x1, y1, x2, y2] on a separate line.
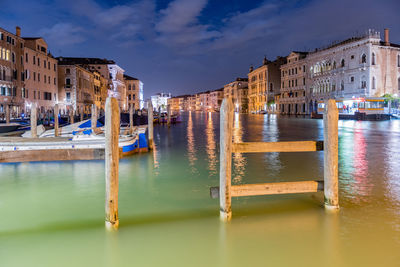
[361, 76, 366, 89]
[333, 61, 336, 69]
[372, 77, 376, 89]
[361, 54, 367, 63]
[341, 80, 344, 91]
[372, 53, 376, 65]
[341, 59, 345, 67]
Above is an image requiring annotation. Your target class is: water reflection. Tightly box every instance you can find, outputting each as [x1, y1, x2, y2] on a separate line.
[187, 111, 197, 173]
[205, 112, 217, 176]
[232, 112, 246, 183]
[384, 120, 400, 210]
[262, 115, 281, 175]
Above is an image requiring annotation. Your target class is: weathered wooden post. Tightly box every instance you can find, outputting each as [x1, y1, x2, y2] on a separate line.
[5, 105, 10, 124]
[105, 97, 120, 230]
[70, 108, 74, 124]
[129, 104, 133, 134]
[167, 104, 171, 127]
[91, 104, 97, 130]
[31, 103, 37, 138]
[220, 98, 234, 221]
[148, 101, 154, 149]
[324, 99, 339, 210]
[54, 104, 59, 137]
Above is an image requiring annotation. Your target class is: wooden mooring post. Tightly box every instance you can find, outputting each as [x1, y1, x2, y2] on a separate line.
[70, 108, 74, 124]
[129, 104, 134, 134]
[323, 99, 339, 210]
[54, 104, 59, 137]
[91, 104, 97, 131]
[219, 98, 234, 221]
[167, 104, 171, 127]
[211, 98, 339, 221]
[105, 97, 120, 230]
[5, 105, 10, 124]
[148, 101, 154, 149]
[30, 103, 37, 138]
[80, 106, 84, 122]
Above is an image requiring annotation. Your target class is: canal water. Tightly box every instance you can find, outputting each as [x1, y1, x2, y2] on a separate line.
[0, 112, 399, 266]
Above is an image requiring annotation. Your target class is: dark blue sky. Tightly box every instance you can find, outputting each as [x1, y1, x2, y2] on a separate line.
[1, 0, 399, 98]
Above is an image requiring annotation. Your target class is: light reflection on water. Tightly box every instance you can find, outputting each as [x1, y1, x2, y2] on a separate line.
[1, 113, 400, 266]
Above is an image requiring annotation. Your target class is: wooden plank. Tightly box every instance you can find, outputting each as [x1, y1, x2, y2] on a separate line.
[148, 101, 153, 149]
[0, 148, 105, 163]
[232, 141, 323, 153]
[105, 97, 120, 230]
[210, 181, 323, 199]
[219, 98, 234, 221]
[54, 104, 59, 137]
[91, 104, 97, 130]
[324, 99, 339, 210]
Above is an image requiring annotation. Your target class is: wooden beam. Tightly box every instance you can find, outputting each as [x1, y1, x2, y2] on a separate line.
[210, 181, 323, 199]
[91, 104, 97, 131]
[324, 99, 339, 210]
[105, 97, 120, 230]
[232, 141, 323, 153]
[148, 101, 154, 149]
[5, 104, 10, 124]
[0, 148, 105, 163]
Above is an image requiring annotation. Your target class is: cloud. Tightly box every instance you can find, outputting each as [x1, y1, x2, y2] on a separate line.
[39, 23, 86, 45]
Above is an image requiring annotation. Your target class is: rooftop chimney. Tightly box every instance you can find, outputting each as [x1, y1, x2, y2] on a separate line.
[16, 26, 21, 37]
[384, 28, 390, 46]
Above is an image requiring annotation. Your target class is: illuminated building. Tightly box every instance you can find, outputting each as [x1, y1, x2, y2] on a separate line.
[223, 78, 248, 113]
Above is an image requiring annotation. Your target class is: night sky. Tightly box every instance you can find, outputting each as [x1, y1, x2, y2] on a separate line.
[1, 0, 399, 98]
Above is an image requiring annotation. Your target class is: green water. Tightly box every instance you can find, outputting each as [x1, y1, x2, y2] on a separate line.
[1, 112, 399, 266]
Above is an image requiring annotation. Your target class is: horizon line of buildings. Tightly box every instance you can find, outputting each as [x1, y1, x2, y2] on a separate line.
[166, 28, 400, 115]
[0, 25, 144, 118]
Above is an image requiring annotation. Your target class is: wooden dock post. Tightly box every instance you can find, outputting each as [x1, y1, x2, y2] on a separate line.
[54, 104, 59, 137]
[323, 99, 339, 210]
[167, 104, 171, 127]
[31, 103, 37, 138]
[70, 108, 74, 124]
[91, 104, 97, 131]
[220, 98, 234, 221]
[5, 105, 10, 124]
[148, 101, 154, 149]
[105, 97, 120, 230]
[129, 104, 133, 134]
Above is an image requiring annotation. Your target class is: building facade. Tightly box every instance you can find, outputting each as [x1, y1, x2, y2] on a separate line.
[151, 93, 171, 112]
[223, 78, 248, 112]
[124, 74, 143, 110]
[0, 26, 25, 117]
[23, 37, 58, 113]
[306, 29, 400, 113]
[279, 52, 308, 114]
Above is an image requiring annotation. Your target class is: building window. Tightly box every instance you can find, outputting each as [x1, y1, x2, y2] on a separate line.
[38, 58, 40, 65]
[341, 59, 345, 67]
[341, 80, 344, 90]
[33, 56, 36, 65]
[350, 76, 354, 82]
[66, 68, 70, 74]
[372, 53, 376, 65]
[128, 94, 131, 101]
[66, 92, 71, 100]
[132, 94, 135, 100]
[372, 77, 376, 89]
[33, 72, 36, 81]
[34, 91, 36, 99]
[38, 73, 40, 82]
[398, 55, 400, 67]
[54, 77, 56, 85]
[44, 60, 46, 68]
[303, 77, 305, 85]
[54, 64, 56, 71]
[398, 77, 400, 91]
[361, 54, 367, 63]
[351, 55, 354, 59]
[333, 61, 336, 69]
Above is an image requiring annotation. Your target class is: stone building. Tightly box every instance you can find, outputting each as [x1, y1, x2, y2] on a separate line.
[23, 36, 58, 113]
[0, 26, 25, 117]
[56, 57, 127, 111]
[124, 74, 143, 110]
[305, 29, 400, 113]
[223, 78, 248, 113]
[248, 57, 285, 113]
[279, 52, 308, 114]
[209, 89, 224, 111]
[199, 91, 212, 111]
[57, 63, 94, 115]
[151, 93, 171, 112]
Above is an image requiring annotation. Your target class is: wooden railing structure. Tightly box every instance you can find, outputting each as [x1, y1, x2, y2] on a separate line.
[210, 98, 339, 221]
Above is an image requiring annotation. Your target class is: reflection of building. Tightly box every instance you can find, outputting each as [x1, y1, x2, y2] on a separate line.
[0, 26, 25, 116]
[248, 56, 285, 113]
[306, 29, 400, 114]
[151, 92, 171, 112]
[279, 52, 308, 114]
[223, 78, 248, 112]
[57, 63, 94, 114]
[124, 74, 143, 110]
